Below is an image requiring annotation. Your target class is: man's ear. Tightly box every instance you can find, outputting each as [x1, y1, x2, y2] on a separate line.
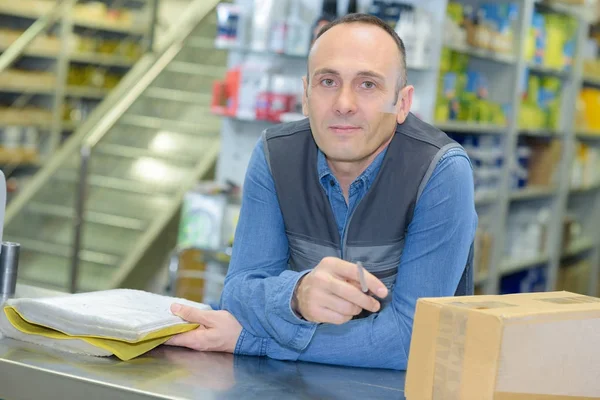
[396, 85, 414, 124]
[302, 76, 309, 116]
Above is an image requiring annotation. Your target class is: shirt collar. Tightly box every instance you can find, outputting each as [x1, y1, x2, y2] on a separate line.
[317, 145, 389, 191]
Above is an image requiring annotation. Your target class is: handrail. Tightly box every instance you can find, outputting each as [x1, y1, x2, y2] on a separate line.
[0, 0, 66, 74]
[69, 0, 221, 292]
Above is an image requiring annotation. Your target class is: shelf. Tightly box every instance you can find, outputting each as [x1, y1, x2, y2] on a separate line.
[0, 3, 147, 35]
[0, 83, 109, 99]
[569, 181, 600, 194]
[475, 274, 488, 286]
[444, 42, 516, 64]
[519, 128, 561, 138]
[474, 192, 498, 206]
[501, 254, 549, 276]
[216, 42, 430, 70]
[66, 86, 110, 99]
[582, 76, 600, 88]
[510, 186, 556, 201]
[562, 237, 596, 259]
[435, 121, 507, 134]
[527, 63, 570, 79]
[575, 130, 600, 140]
[0, 45, 136, 67]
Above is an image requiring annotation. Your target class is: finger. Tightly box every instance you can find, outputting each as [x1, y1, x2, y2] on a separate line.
[165, 329, 207, 350]
[317, 307, 352, 325]
[171, 304, 215, 328]
[329, 260, 389, 298]
[328, 278, 381, 313]
[322, 293, 362, 317]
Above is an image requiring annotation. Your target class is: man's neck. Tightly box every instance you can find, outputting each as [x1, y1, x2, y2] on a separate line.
[327, 136, 393, 202]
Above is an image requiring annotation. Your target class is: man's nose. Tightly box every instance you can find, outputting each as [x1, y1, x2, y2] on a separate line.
[334, 85, 358, 115]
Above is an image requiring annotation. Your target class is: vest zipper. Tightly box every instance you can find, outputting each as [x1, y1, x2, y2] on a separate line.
[341, 197, 363, 261]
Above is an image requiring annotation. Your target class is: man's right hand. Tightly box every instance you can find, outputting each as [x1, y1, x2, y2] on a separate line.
[292, 257, 389, 325]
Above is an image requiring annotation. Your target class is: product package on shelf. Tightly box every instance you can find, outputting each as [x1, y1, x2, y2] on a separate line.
[444, 2, 519, 55]
[215, 0, 314, 57]
[450, 133, 503, 200]
[557, 259, 591, 294]
[519, 69, 563, 131]
[211, 60, 304, 123]
[526, 8, 577, 72]
[436, 50, 510, 125]
[174, 183, 241, 306]
[505, 206, 550, 262]
[511, 137, 561, 190]
[571, 141, 600, 187]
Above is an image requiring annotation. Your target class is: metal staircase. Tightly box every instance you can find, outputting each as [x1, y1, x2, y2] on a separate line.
[4, 0, 225, 292]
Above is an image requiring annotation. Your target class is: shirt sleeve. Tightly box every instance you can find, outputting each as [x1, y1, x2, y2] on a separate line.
[220, 138, 318, 355]
[236, 148, 478, 370]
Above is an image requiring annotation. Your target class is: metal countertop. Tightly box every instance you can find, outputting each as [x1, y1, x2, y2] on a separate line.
[0, 285, 406, 400]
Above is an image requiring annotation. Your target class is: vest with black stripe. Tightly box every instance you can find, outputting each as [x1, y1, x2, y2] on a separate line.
[262, 113, 474, 310]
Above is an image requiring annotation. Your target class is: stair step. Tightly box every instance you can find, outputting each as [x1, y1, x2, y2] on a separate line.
[9, 236, 118, 266]
[61, 147, 200, 192]
[6, 203, 143, 257]
[28, 202, 146, 231]
[126, 95, 220, 127]
[104, 123, 218, 161]
[36, 174, 173, 222]
[17, 247, 114, 293]
[144, 87, 212, 104]
[166, 61, 225, 77]
[120, 114, 220, 135]
[95, 143, 198, 166]
[54, 170, 172, 196]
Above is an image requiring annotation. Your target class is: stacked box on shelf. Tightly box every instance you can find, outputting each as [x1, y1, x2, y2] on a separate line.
[436, 2, 518, 125]
[449, 133, 503, 200]
[519, 69, 563, 131]
[571, 140, 600, 187]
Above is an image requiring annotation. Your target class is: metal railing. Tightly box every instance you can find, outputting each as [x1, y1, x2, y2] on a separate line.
[68, 0, 221, 292]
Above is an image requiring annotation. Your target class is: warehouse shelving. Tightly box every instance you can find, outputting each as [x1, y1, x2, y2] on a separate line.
[213, 0, 600, 296]
[501, 254, 549, 276]
[0, 0, 158, 195]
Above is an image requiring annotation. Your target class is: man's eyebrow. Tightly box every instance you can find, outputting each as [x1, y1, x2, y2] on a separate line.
[356, 70, 386, 81]
[313, 68, 340, 77]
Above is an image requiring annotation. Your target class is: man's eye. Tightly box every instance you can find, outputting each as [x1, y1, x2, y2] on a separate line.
[362, 81, 376, 89]
[321, 79, 335, 87]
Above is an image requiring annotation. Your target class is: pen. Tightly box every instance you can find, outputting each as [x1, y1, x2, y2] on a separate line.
[356, 261, 368, 293]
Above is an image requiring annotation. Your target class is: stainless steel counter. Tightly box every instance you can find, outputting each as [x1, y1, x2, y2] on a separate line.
[0, 286, 407, 400]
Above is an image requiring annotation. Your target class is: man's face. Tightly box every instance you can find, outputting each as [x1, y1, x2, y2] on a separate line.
[303, 23, 413, 164]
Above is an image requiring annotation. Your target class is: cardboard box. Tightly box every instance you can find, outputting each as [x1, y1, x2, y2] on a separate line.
[527, 139, 562, 187]
[406, 291, 600, 399]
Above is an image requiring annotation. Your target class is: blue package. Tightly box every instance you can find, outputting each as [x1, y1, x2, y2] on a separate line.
[531, 12, 546, 65]
[563, 39, 575, 71]
[443, 72, 458, 99]
[465, 70, 479, 94]
[500, 266, 547, 294]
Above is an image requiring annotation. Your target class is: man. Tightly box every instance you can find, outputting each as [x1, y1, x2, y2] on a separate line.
[165, 13, 478, 371]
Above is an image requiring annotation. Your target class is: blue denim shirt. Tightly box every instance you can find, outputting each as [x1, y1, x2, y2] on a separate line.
[220, 137, 478, 370]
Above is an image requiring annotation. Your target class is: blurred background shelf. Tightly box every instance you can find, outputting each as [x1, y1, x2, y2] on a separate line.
[501, 254, 549, 276]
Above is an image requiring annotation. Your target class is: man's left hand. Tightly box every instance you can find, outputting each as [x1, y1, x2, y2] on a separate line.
[164, 304, 242, 353]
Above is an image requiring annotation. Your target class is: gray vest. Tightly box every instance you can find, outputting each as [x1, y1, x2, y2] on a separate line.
[263, 113, 473, 310]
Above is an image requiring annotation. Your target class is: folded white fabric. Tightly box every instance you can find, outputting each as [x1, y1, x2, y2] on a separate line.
[0, 289, 211, 360]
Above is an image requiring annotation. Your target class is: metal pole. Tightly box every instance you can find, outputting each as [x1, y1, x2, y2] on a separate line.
[48, 0, 76, 158]
[70, 145, 90, 293]
[0, 242, 20, 304]
[148, 0, 161, 53]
